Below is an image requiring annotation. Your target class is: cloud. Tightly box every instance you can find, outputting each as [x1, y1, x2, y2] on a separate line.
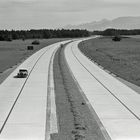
[0, 0, 140, 29]
[1, 0, 109, 13]
[102, 0, 140, 4]
[7, 0, 38, 3]
[0, 0, 135, 15]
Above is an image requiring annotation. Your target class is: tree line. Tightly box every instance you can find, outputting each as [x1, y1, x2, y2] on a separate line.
[93, 29, 140, 36]
[0, 29, 90, 41]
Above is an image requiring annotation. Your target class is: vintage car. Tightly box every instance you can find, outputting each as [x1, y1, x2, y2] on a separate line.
[17, 69, 28, 78]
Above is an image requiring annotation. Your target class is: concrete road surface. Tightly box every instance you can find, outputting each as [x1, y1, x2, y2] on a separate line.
[65, 39, 140, 140]
[1, 37, 140, 140]
[0, 40, 70, 140]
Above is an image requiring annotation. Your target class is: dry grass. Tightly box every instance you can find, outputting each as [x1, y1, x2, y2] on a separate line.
[0, 38, 68, 72]
[79, 36, 140, 86]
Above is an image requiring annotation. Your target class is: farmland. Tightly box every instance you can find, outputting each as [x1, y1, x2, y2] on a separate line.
[0, 38, 68, 83]
[79, 36, 140, 87]
[0, 38, 68, 72]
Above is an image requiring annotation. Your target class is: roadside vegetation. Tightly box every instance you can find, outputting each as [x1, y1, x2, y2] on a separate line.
[0, 29, 89, 41]
[0, 38, 68, 73]
[0, 28, 89, 83]
[93, 29, 140, 36]
[79, 36, 140, 87]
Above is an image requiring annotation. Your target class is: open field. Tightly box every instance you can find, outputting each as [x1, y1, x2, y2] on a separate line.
[0, 38, 68, 84]
[79, 36, 140, 87]
[0, 38, 68, 73]
[128, 35, 140, 38]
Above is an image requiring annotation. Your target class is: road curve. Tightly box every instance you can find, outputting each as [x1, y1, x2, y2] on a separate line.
[0, 40, 70, 140]
[65, 39, 140, 140]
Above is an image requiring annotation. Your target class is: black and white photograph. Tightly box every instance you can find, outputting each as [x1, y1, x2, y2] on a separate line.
[0, 0, 140, 139]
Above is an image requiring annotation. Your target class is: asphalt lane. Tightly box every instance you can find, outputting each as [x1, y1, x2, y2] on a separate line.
[65, 39, 140, 140]
[0, 40, 70, 140]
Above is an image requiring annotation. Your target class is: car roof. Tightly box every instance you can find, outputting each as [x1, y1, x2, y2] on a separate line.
[19, 69, 28, 72]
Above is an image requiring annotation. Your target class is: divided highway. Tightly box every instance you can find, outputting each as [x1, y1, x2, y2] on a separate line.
[0, 40, 70, 140]
[65, 39, 140, 140]
[1, 38, 140, 140]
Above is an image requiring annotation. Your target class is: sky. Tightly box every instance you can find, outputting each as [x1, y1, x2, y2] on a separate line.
[0, 0, 140, 29]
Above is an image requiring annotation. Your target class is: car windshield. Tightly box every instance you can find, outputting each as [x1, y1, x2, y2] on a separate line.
[19, 69, 27, 72]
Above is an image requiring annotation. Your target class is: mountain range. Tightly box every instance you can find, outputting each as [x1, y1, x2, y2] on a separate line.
[64, 16, 140, 31]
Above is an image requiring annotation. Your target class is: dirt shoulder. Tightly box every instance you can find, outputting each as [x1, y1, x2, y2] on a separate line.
[53, 44, 106, 140]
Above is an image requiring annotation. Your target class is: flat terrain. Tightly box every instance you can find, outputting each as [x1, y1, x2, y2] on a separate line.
[0, 38, 68, 73]
[79, 36, 140, 87]
[0, 38, 68, 84]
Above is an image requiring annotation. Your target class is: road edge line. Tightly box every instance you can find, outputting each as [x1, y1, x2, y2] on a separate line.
[64, 40, 112, 140]
[45, 46, 59, 140]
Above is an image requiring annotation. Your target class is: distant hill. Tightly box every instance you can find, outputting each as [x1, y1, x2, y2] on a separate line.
[64, 16, 140, 31]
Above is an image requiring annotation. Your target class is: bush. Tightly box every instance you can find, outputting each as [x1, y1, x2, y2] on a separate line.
[6, 37, 12, 42]
[112, 36, 121, 42]
[0, 36, 5, 41]
[27, 46, 34, 50]
[32, 40, 40, 45]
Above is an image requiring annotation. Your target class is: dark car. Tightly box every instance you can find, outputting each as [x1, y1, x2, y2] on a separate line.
[60, 44, 64, 48]
[17, 69, 28, 78]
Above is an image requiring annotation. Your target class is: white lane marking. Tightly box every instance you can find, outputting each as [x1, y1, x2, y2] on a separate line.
[0, 45, 53, 134]
[64, 39, 111, 140]
[0, 40, 70, 140]
[64, 47, 111, 140]
[64, 39, 140, 140]
[49, 48, 58, 134]
[49, 41, 73, 135]
[46, 41, 72, 140]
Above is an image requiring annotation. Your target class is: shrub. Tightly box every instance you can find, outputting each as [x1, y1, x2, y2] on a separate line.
[6, 38, 12, 42]
[112, 36, 121, 42]
[32, 40, 40, 45]
[0, 36, 5, 41]
[27, 46, 34, 50]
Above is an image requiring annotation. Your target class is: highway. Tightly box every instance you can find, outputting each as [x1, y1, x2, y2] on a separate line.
[1, 38, 140, 140]
[65, 39, 140, 140]
[0, 40, 70, 140]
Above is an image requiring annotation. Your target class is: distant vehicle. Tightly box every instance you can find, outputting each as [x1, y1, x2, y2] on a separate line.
[60, 44, 64, 48]
[17, 69, 28, 78]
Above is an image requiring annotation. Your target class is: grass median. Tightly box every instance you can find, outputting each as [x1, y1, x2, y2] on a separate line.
[53, 44, 105, 140]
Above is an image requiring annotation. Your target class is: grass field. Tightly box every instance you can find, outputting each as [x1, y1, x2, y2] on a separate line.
[79, 36, 140, 87]
[0, 38, 68, 73]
